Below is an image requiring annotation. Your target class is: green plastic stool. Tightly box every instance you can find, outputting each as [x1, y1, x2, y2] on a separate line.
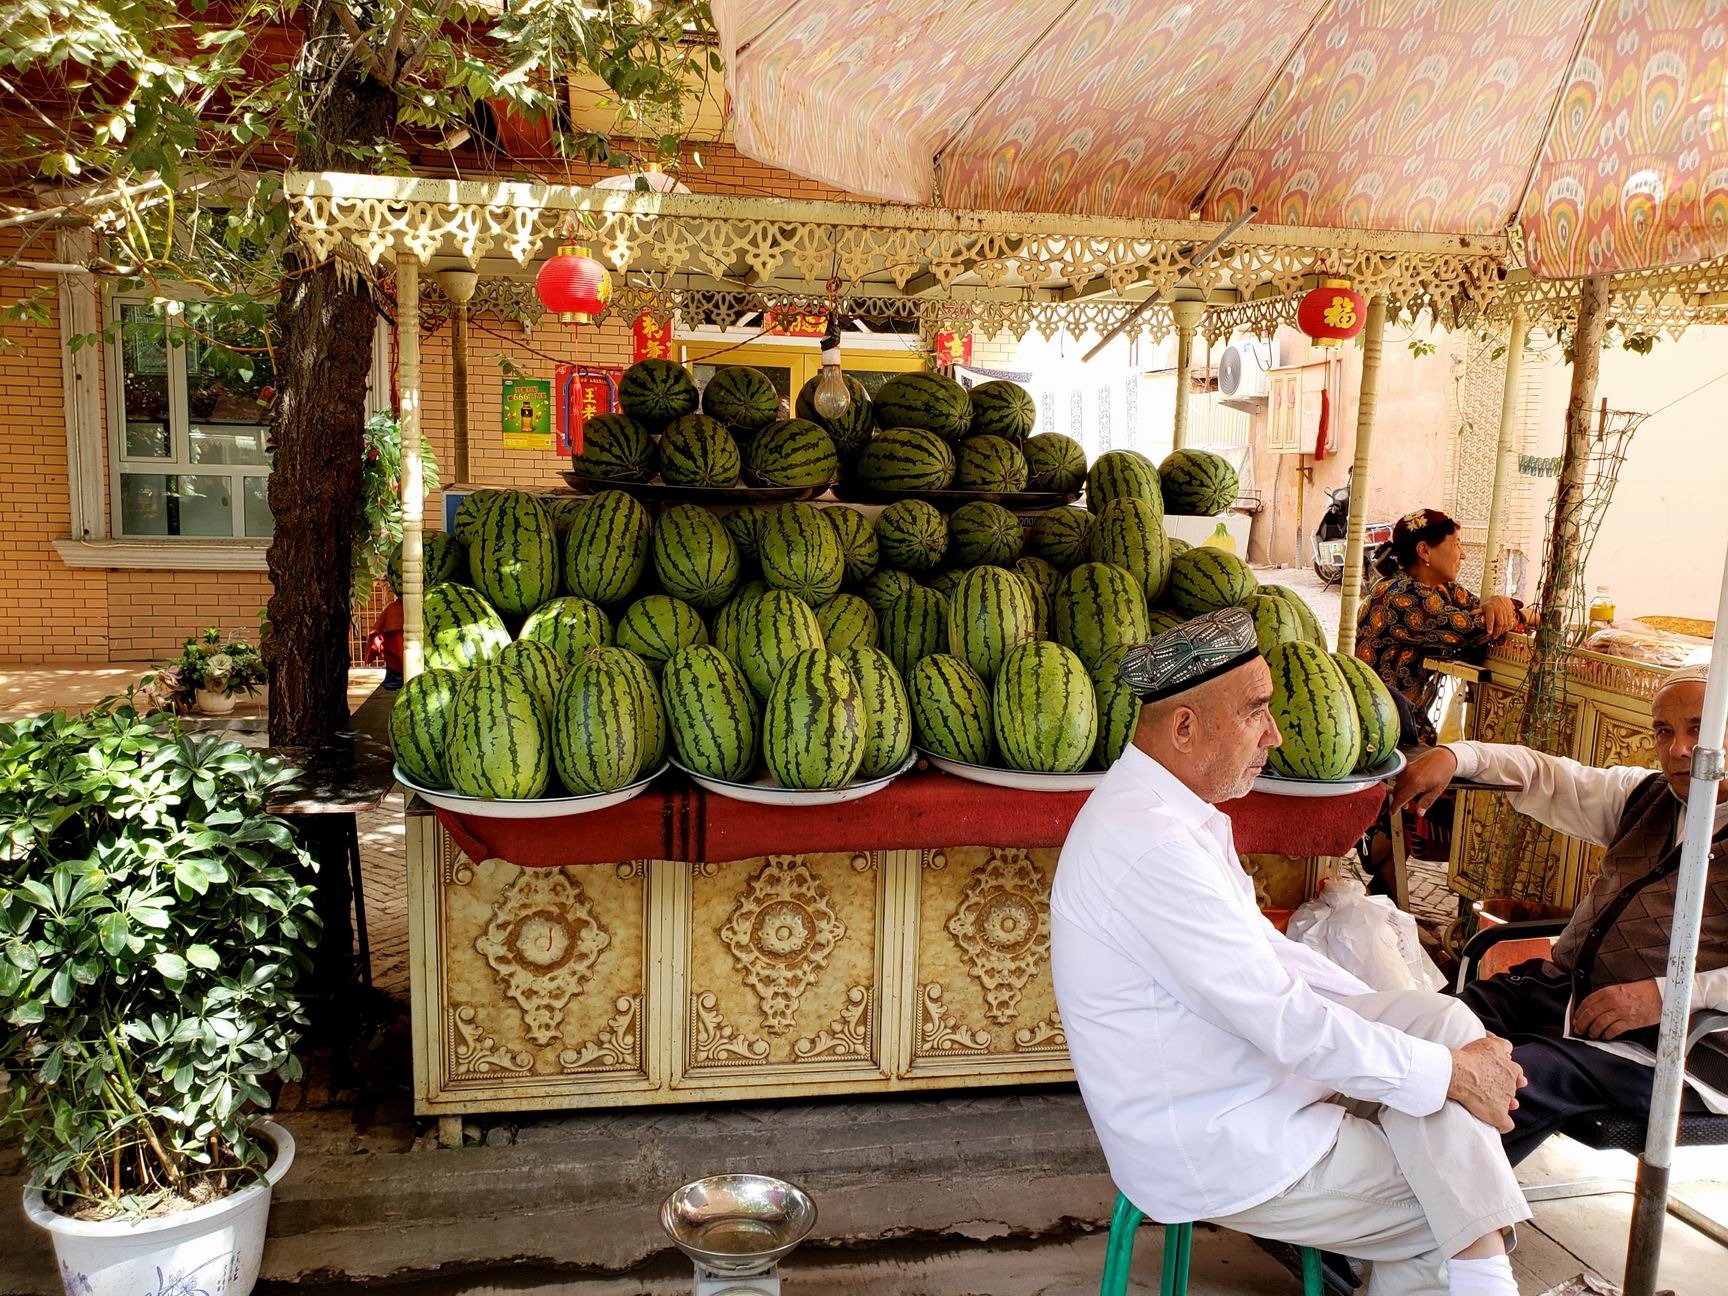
[1099, 1192, 1326, 1296]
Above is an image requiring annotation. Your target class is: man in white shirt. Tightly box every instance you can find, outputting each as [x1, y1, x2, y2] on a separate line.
[1053, 608, 1530, 1296]
[1392, 663, 1727, 1164]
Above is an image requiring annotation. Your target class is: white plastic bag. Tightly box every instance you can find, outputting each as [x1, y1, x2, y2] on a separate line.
[1286, 878, 1445, 992]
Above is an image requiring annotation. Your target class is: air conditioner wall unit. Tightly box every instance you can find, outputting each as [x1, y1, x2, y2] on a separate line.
[1217, 342, 1273, 409]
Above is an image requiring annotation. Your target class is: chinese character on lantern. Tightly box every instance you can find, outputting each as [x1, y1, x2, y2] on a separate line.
[1297, 278, 1368, 347]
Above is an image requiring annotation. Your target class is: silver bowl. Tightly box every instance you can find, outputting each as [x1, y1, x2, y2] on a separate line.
[660, 1174, 816, 1276]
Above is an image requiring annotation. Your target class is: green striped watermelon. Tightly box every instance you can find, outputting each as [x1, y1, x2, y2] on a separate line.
[795, 372, 874, 459]
[547, 497, 588, 534]
[762, 650, 866, 789]
[1262, 583, 1327, 646]
[823, 505, 879, 583]
[1168, 537, 1192, 559]
[662, 645, 759, 781]
[1243, 593, 1303, 657]
[968, 380, 1036, 443]
[759, 502, 845, 603]
[1089, 645, 1139, 769]
[926, 568, 965, 601]
[563, 489, 652, 605]
[1265, 642, 1361, 781]
[722, 506, 772, 563]
[853, 426, 955, 491]
[1334, 652, 1399, 770]
[454, 489, 505, 544]
[859, 567, 918, 616]
[745, 418, 838, 488]
[1027, 506, 1095, 570]
[908, 654, 992, 764]
[1146, 608, 1186, 637]
[658, 413, 742, 487]
[739, 589, 825, 699]
[424, 582, 510, 672]
[619, 358, 699, 432]
[948, 500, 1024, 569]
[712, 579, 767, 664]
[954, 435, 1029, 492]
[612, 646, 668, 771]
[1024, 433, 1087, 493]
[1169, 546, 1259, 615]
[1015, 557, 1058, 639]
[468, 491, 558, 616]
[498, 638, 565, 712]
[947, 565, 1036, 684]
[1160, 448, 1238, 516]
[1088, 497, 1170, 603]
[1086, 450, 1161, 515]
[519, 596, 612, 666]
[447, 665, 550, 799]
[882, 586, 950, 679]
[872, 371, 971, 440]
[615, 594, 708, 672]
[876, 498, 948, 573]
[815, 592, 880, 651]
[652, 504, 740, 609]
[552, 647, 643, 792]
[387, 531, 464, 595]
[702, 365, 780, 434]
[1053, 562, 1152, 674]
[571, 413, 656, 481]
[837, 646, 911, 778]
[993, 641, 1097, 773]
[389, 668, 463, 788]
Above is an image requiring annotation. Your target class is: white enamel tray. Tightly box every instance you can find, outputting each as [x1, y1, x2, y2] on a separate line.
[1251, 751, 1407, 799]
[670, 753, 914, 806]
[394, 762, 667, 818]
[919, 750, 1105, 793]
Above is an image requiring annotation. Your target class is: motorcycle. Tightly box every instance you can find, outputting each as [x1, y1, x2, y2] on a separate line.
[1311, 472, 1393, 586]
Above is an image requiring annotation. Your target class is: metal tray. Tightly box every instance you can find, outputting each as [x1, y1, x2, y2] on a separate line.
[670, 753, 914, 806]
[393, 761, 667, 818]
[919, 750, 1104, 792]
[829, 482, 1080, 511]
[1251, 751, 1407, 798]
[563, 472, 830, 505]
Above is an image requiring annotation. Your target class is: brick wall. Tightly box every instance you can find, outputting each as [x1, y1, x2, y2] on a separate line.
[0, 155, 873, 665]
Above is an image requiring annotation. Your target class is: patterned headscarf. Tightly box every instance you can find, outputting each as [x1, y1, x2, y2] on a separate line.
[1118, 607, 1262, 703]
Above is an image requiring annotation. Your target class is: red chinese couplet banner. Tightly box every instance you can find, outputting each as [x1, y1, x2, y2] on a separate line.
[631, 312, 673, 362]
[935, 331, 974, 366]
[555, 364, 622, 457]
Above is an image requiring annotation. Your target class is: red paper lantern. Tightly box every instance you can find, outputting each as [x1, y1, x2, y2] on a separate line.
[1297, 278, 1367, 347]
[535, 244, 612, 322]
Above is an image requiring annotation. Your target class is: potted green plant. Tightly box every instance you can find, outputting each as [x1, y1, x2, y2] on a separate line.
[146, 629, 268, 716]
[0, 706, 320, 1296]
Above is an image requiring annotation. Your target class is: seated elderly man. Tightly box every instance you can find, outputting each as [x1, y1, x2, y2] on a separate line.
[1052, 608, 1529, 1296]
[1392, 664, 1727, 1165]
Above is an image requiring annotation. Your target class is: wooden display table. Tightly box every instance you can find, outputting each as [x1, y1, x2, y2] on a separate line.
[406, 767, 1385, 1134]
[1445, 640, 1667, 908]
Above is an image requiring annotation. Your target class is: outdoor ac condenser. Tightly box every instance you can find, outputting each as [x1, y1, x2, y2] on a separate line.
[1218, 342, 1272, 410]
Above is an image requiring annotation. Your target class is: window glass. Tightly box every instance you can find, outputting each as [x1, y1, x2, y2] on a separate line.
[119, 304, 171, 458]
[242, 477, 273, 538]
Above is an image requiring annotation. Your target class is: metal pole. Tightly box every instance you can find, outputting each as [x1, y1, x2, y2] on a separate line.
[1480, 305, 1529, 596]
[399, 255, 425, 681]
[1170, 301, 1206, 453]
[1334, 295, 1387, 657]
[1623, 553, 1728, 1296]
[436, 268, 478, 485]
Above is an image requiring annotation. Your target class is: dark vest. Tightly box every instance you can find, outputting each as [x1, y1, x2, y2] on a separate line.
[1550, 772, 1728, 1083]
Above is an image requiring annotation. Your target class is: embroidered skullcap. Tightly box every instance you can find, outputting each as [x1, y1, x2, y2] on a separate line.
[1655, 663, 1713, 699]
[1118, 607, 1262, 703]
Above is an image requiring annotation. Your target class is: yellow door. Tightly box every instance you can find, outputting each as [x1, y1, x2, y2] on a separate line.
[680, 340, 925, 417]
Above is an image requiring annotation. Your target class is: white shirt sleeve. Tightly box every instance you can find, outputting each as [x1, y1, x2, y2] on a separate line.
[1103, 841, 1452, 1117]
[1654, 966, 1728, 1013]
[1446, 741, 1653, 847]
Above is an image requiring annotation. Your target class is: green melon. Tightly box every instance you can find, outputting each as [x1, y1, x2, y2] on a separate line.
[423, 582, 510, 673]
[701, 365, 780, 434]
[968, 380, 1036, 443]
[615, 594, 709, 672]
[1027, 506, 1095, 570]
[1168, 546, 1259, 615]
[859, 567, 919, 616]
[795, 372, 874, 460]
[759, 501, 845, 603]
[993, 641, 1097, 773]
[447, 665, 550, 799]
[551, 647, 643, 792]
[853, 426, 956, 491]
[872, 371, 971, 440]
[468, 490, 558, 616]
[722, 505, 773, 564]
[908, 654, 992, 764]
[739, 589, 825, 700]
[652, 504, 740, 610]
[881, 586, 950, 680]
[823, 505, 879, 583]
[1052, 562, 1151, 674]
[453, 490, 506, 545]
[1265, 641, 1361, 781]
[1086, 449, 1161, 515]
[387, 531, 464, 595]
[1089, 645, 1139, 770]
[619, 358, 699, 433]
[947, 565, 1037, 684]
[876, 498, 949, 573]
[519, 595, 612, 666]
[948, 500, 1024, 569]
[1087, 497, 1170, 603]
[1145, 608, 1186, 637]
[563, 489, 652, 605]
[712, 579, 768, 665]
[838, 646, 912, 779]
[954, 435, 1029, 492]
[1262, 583, 1328, 647]
[662, 645, 759, 781]
[612, 647, 668, 771]
[546, 496, 588, 534]
[926, 568, 966, 602]
[1024, 434, 1087, 493]
[1243, 593, 1303, 657]
[746, 418, 838, 488]
[658, 413, 742, 487]
[498, 637, 565, 712]
[1160, 448, 1239, 516]
[389, 668, 464, 789]
[815, 592, 880, 652]
[762, 650, 866, 790]
[571, 413, 656, 481]
[1334, 652, 1400, 770]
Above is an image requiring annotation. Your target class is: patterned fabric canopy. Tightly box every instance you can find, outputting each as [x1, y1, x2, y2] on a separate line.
[713, 0, 1728, 279]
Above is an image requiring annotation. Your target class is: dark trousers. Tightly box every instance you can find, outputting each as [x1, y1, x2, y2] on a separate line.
[1458, 961, 1705, 1165]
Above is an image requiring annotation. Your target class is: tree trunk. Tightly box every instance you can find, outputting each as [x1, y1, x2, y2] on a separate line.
[267, 4, 396, 748]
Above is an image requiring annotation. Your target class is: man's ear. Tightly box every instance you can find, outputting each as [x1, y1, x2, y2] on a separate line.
[1168, 703, 1198, 753]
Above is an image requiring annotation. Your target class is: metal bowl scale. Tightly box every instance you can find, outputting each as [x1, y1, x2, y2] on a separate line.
[659, 1174, 817, 1277]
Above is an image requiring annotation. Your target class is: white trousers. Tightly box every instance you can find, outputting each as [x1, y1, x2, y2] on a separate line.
[1206, 990, 1532, 1296]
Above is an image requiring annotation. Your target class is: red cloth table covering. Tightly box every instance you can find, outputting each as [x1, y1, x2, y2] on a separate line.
[432, 767, 1385, 870]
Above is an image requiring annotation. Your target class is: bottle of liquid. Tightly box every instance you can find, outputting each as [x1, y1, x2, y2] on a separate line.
[1199, 521, 1237, 555]
[519, 398, 535, 436]
[1588, 585, 1616, 625]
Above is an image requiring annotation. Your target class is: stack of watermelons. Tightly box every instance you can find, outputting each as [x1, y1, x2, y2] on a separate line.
[568, 359, 843, 492]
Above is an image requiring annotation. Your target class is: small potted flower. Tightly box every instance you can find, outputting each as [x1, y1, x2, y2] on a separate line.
[1, 704, 319, 1296]
[157, 629, 267, 716]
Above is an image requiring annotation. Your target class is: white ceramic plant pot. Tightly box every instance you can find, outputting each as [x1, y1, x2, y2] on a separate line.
[23, 1119, 295, 1296]
[195, 688, 239, 716]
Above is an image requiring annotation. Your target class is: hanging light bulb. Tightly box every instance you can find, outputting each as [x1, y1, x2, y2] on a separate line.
[811, 315, 851, 421]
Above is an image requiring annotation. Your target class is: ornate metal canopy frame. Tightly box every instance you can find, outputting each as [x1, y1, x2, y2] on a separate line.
[288, 172, 1728, 344]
